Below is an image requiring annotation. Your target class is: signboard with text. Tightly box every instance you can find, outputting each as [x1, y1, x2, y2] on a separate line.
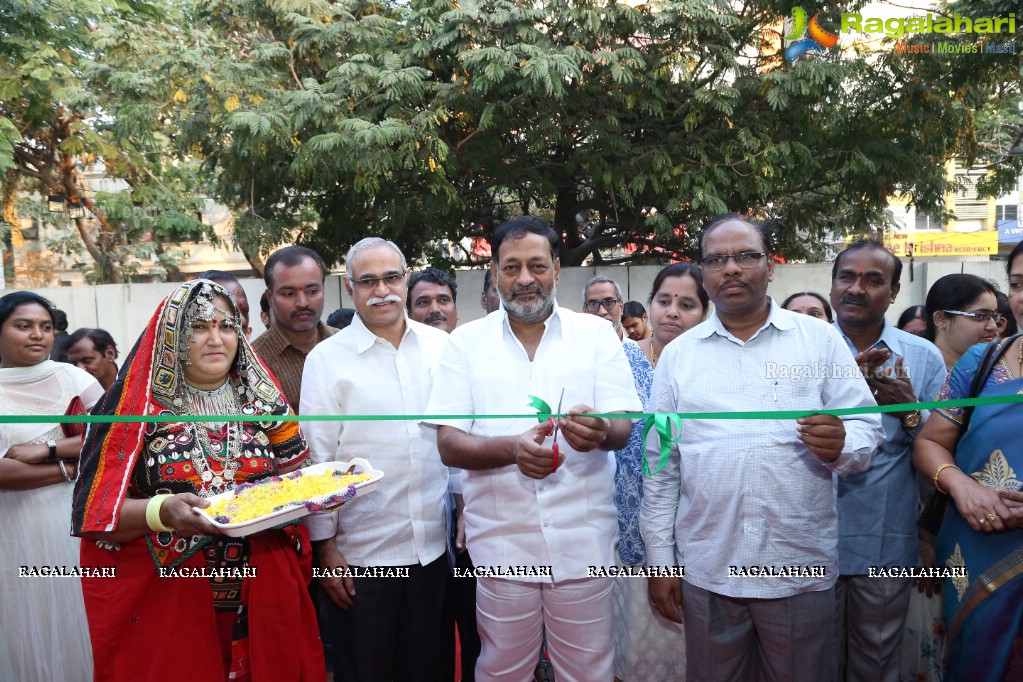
[846, 230, 999, 257]
[997, 220, 1023, 244]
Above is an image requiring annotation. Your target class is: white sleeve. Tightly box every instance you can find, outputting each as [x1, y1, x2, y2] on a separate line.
[423, 330, 475, 432]
[818, 327, 885, 477]
[298, 348, 344, 542]
[639, 364, 683, 567]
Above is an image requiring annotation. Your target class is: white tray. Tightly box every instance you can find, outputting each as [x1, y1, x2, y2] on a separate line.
[193, 458, 383, 537]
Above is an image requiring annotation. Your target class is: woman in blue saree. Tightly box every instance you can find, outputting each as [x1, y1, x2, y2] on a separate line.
[914, 241, 1023, 681]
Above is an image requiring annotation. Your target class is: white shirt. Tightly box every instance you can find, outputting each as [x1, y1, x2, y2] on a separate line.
[639, 300, 884, 598]
[424, 306, 643, 582]
[300, 314, 450, 567]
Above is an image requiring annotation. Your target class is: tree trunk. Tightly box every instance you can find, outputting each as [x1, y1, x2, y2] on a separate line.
[553, 185, 581, 266]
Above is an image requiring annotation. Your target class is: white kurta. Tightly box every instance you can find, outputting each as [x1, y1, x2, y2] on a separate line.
[425, 306, 643, 582]
[0, 361, 103, 681]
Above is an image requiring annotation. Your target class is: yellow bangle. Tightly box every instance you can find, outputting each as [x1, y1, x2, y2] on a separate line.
[933, 463, 961, 495]
[145, 494, 174, 532]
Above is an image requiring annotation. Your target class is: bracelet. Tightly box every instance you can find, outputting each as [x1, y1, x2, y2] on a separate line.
[933, 463, 961, 495]
[145, 494, 174, 533]
[57, 460, 74, 483]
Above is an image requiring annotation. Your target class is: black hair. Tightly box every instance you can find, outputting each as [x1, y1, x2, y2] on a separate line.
[647, 262, 710, 312]
[407, 267, 458, 312]
[0, 291, 56, 329]
[1008, 240, 1023, 278]
[195, 270, 241, 286]
[781, 291, 834, 323]
[699, 212, 773, 256]
[622, 301, 647, 320]
[264, 246, 327, 290]
[923, 273, 997, 342]
[67, 327, 119, 359]
[832, 239, 902, 286]
[51, 308, 68, 332]
[259, 290, 270, 315]
[995, 291, 1018, 337]
[326, 307, 356, 329]
[896, 305, 926, 331]
[491, 216, 559, 262]
[482, 268, 493, 295]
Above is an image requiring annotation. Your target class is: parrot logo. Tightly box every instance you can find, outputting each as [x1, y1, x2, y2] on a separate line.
[784, 7, 839, 62]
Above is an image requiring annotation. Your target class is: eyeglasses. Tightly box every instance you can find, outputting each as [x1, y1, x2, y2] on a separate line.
[584, 297, 621, 312]
[351, 273, 405, 291]
[943, 310, 1004, 325]
[699, 252, 765, 271]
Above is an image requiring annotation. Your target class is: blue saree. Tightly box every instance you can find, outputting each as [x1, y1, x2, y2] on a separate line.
[935, 343, 1023, 682]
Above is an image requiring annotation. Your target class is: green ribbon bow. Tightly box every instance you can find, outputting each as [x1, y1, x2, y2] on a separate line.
[527, 395, 554, 423]
[641, 413, 684, 476]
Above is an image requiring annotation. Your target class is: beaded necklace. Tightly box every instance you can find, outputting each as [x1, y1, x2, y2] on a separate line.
[185, 380, 243, 496]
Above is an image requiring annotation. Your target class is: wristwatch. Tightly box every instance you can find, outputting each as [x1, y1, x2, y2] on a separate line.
[901, 410, 922, 430]
[46, 439, 58, 461]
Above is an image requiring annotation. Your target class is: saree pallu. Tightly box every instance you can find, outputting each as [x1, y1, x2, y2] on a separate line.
[937, 375, 1023, 682]
[81, 526, 325, 682]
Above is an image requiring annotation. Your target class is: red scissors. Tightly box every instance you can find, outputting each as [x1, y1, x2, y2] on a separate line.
[549, 388, 565, 474]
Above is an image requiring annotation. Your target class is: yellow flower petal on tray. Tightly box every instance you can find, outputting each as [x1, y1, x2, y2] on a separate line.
[206, 471, 371, 524]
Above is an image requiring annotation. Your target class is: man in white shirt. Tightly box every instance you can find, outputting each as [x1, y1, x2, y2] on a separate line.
[425, 216, 642, 682]
[640, 214, 884, 682]
[301, 237, 450, 682]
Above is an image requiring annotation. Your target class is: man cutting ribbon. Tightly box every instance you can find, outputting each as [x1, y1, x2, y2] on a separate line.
[424, 216, 641, 682]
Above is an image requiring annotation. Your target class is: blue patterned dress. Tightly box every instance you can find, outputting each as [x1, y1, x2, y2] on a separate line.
[614, 341, 655, 565]
[612, 340, 685, 681]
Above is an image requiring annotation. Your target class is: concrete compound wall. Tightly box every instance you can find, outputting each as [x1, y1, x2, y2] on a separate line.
[17, 260, 1013, 357]
[452, 260, 1012, 327]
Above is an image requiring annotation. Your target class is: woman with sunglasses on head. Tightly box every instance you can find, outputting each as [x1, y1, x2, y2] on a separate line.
[0, 291, 104, 681]
[923, 274, 1000, 372]
[913, 243, 1023, 681]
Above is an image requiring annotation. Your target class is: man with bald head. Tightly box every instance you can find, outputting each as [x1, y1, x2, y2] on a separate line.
[640, 213, 884, 682]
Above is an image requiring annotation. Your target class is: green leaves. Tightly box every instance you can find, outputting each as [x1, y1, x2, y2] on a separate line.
[0, 117, 22, 176]
[5, 0, 1010, 280]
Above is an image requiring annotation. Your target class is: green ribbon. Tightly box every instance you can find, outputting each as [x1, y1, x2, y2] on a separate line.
[526, 395, 555, 423]
[5, 393, 1022, 477]
[641, 412, 684, 476]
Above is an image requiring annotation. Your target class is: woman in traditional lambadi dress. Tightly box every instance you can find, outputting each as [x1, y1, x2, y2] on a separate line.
[0, 291, 103, 681]
[914, 241, 1023, 682]
[72, 279, 325, 681]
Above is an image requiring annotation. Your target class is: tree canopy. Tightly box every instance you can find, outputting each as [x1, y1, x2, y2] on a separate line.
[3, 0, 1020, 277]
[0, 0, 213, 283]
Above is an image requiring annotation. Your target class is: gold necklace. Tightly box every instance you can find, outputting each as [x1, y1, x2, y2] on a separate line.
[649, 340, 663, 368]
[1017, 337, 1022, 377]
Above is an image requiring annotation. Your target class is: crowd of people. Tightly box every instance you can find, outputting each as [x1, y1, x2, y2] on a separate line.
[0, 214, 1021, 682]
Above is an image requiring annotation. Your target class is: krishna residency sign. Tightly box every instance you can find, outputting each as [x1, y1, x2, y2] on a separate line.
[845, 231, 999, 257]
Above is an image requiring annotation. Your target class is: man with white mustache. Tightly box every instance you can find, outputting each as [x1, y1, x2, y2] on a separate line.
[300, 237, 451, 682]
